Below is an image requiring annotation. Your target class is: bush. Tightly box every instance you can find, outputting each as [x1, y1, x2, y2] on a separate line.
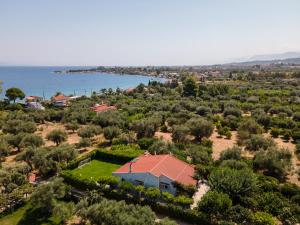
[78, 125, 102, 138]
[253, 148, 292, 179]
[291, 129, 300, 143]
[145, 187, 161, 201]
[198, 191, 232, 218]
[252, 211, 276, 225]
[173, 195, 193, 208]
[138, 137, 156, 150]
[77, 138, 92, 148]
[245, 135, 276, 151]
[220, 146, 241, 161]
[270, 128, 280, 138]
[103, 126, 121, 142]
[220, 160, 249, 170]
[209, 168, 257, 200]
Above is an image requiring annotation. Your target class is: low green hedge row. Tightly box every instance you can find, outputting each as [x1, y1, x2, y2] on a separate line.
[93, 144, 143, 164]
[64, 144, 143, 170]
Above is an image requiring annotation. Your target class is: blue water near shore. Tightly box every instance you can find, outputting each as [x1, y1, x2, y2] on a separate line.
[0, 67, 164, 99]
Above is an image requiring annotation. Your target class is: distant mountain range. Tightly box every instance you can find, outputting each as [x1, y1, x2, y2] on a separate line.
[224, 52, 300, 67]
[248, 52, 300, 61]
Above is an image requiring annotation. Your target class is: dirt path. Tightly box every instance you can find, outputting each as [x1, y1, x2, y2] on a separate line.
[191, 182, 210, 209]
[155, 131, 172, 142]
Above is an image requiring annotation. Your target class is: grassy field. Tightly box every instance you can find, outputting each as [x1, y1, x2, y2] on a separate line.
[0, 204, 60, 225]
[68, 160, 121, 181]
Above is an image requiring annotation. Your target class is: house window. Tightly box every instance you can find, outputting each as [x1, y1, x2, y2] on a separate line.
[134, 180, 144, 185]
[159, 182, 170, 190]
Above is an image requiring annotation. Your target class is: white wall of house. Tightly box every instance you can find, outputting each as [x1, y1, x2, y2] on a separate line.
[113, 172, 177, 195]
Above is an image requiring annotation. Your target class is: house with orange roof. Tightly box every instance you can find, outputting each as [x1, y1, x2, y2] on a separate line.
[113, 154, 197, 195]
[51, 93, 69, 107]
[91, 103, 117, 113]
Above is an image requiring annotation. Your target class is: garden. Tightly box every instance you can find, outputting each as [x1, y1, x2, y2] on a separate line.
[65, 160, 121, 182]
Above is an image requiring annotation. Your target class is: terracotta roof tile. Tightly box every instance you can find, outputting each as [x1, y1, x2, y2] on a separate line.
[91, 104, 117, 112]
[113, 154, 197, 186]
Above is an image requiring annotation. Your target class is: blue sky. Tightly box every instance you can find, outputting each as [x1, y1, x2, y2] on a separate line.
[0, 0, 300, 66]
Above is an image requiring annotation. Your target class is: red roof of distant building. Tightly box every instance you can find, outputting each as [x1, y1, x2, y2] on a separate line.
[113, 154, 197, 186]
[91, 104, 117, 113]
[52, 94, 68, 101]
[26, 96, 41, 101]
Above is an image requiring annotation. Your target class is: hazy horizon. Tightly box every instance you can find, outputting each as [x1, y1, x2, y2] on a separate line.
[1, 0, 300, 66]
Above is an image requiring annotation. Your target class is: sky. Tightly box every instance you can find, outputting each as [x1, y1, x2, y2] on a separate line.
[0, 0, 300, 66]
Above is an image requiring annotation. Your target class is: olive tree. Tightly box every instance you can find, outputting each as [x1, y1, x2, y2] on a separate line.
[187, 117, 214, 141]
[46, 129, 67, 146]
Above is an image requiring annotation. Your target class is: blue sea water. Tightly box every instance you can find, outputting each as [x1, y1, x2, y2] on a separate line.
[0, 67, 164, 99]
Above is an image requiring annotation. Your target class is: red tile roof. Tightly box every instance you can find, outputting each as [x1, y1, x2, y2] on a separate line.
[113, 154, 197, 186]
[91, 104, 117, 113]
[52, 94, 68, 101]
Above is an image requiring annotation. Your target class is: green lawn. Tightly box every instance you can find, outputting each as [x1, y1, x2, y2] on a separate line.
[0, 204, 60, 225]
[68, 160, 121, 181]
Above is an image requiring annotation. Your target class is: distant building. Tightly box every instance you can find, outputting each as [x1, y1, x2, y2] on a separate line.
[25, 96, 42, 103]
[91, 103, 117, 113]
[25, 96, 45, 110]
[113, 154, 197, 195]
[51, 93, 69, 107]
[26, 101, 45, 110]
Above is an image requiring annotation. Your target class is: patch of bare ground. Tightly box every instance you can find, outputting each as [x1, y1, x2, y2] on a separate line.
[210, 130, 238, 160]
[36, 122, 81, 146]
[155, 131, 172, 142]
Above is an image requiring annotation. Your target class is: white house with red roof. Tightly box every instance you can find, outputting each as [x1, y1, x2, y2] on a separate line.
[113, 154, 197, 195]
[51, 93, 69, 107]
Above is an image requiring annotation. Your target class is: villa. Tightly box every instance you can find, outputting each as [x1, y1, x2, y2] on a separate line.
[51, 93, 69, 107]
[113, 154, 197, 195]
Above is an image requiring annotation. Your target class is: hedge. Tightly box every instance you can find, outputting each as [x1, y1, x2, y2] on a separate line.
[93, 144, 143, 164]
[64, 144, 143, 170]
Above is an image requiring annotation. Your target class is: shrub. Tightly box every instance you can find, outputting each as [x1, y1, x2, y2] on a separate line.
[245, 135, 276, 151]
[137, 137, 156, 150]
[253, 148, 292, 179]
[220, 160, 249, 170]
[252, 212, 276, 225]
[78, 125, 102, 138]
[65, 121, 79, 133]
[223, 107, 242, 118]
[291, 129, 300, 143]
[77, 138, 92, 148]
[237, 119, 263, 144]
[270, 128, 280, 138]
[173, 195, 193, 208]
[209, 168, 257, 200]
[103, 126, 121, 142]
[172, 125, 190, 143]
[145, 187, 161, 201]
[198, 191, 232, 218]
[162, 192, 174, 203]
[220, 146, 242, 161]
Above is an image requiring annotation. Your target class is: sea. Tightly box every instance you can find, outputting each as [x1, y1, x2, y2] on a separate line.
[0, 67, 164, 99]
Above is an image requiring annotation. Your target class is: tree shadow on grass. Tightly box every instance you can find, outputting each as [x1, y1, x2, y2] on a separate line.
[17, 207, 59, 225]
